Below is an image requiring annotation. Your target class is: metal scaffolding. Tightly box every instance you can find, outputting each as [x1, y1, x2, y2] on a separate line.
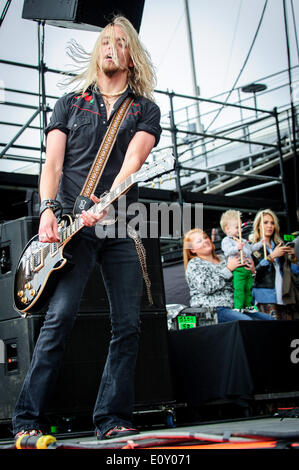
[0, 59, 298, 240]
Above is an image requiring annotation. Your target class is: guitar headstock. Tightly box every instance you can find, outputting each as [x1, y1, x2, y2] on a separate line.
[133, 155, 175, 184]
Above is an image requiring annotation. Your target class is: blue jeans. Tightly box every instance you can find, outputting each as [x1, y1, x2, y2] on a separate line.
[12, 226, 143, 438]
[216, 306, 275, 323]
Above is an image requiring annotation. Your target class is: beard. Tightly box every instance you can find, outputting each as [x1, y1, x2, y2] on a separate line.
[101, 60, 120, 77]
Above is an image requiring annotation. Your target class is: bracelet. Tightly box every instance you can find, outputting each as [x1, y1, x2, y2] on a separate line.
[266, 254, 273, 263]
[39, 199, 62, 218]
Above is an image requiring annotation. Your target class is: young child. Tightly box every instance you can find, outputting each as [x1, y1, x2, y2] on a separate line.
[220, 210, 264, 312]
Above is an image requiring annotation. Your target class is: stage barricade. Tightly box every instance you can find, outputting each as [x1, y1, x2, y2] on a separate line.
[168, 320, 299, 406]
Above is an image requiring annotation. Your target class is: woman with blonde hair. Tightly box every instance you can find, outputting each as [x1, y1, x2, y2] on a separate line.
[183, 228, 273, 323]
[250, 209, 299, 319]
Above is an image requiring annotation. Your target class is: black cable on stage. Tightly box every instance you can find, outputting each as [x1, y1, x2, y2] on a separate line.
[2, 428, 299, 450]
[206, 0, 269, 132]
[7, 430, 252, 450]
[15, 433, 57, 449]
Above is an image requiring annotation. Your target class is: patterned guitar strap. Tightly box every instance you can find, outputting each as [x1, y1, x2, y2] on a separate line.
[73, 95, 153, 305]
[73, 96, 133, 215]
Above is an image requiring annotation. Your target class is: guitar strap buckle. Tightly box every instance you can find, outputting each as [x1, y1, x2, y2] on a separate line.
[73, 195, 94, 216]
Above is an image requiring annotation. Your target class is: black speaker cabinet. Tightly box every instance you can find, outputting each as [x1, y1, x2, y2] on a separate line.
[79, 225, 166, 314]
[0, 312, 174, 422]
[0, 217, 40, 321]
[22, 0, 145, 32]
[0, 216, 165, 321]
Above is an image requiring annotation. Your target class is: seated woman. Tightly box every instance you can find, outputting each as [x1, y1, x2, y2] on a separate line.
[249, 209, 299, 320]
[183, 228, 274, 323]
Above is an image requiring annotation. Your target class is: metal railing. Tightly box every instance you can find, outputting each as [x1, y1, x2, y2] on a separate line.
[0, 60, 298, 226]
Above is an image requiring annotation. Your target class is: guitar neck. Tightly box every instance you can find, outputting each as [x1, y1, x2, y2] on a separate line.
[58, 174, 134, 245]
[91, 174, 134, 215]
[54, 155, 175, 247]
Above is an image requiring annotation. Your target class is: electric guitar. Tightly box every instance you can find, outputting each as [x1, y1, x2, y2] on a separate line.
[13, 155, 175, 316]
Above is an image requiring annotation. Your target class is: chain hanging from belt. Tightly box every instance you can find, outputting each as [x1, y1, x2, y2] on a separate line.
[127, 225, 153, 306]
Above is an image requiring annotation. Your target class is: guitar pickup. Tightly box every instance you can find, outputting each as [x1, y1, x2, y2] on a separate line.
[50, 242, 59, 257]
[32, 249, 44, 272]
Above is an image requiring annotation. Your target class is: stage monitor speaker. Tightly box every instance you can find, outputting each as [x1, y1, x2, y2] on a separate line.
[22, 0, 145, 32]
[0, 312, 174, 423]
[0, 216, 166, 321]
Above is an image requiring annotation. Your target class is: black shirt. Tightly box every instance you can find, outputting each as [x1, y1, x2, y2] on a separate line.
[45, 87, 162, 213]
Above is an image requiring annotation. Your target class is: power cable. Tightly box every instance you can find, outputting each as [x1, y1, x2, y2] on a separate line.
[283, 0, 298, 212]
[206, 0, 268, 131]
[157, 12, 184, 70]
[290, 0, 299, 64]
[222, 0, 243, 90]
[0, 0, 12, 27]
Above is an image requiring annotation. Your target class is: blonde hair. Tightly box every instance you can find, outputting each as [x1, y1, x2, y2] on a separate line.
[249, 209, 282, 245]
[220, 210, 241, 233]
[183, 228, 220, 270]
[64, 15, 156, 100]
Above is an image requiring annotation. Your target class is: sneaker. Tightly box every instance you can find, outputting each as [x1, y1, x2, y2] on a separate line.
[15, 429, 43, 442]
[99, 426, 139, 440]
[243, 306, 258, 313]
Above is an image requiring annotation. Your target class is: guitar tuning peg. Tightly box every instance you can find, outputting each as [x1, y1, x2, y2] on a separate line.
[151, 181, 155, 188]
[160, 177, 163, 185]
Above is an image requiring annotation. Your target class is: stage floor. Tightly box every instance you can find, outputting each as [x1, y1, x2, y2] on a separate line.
[1, 415, 298, 451]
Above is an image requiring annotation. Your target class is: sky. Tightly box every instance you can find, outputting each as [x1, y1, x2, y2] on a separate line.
[0, 0, 298, 174]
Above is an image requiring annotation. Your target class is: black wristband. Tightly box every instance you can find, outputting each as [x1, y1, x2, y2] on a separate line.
[39, 199, 62, 218]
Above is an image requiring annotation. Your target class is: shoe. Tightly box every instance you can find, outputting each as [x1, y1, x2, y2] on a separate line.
[243, 306, 258, 313]
[15, 429, 43, 447]
[15, 429, 43, 440]
[99, 426, 139, 440]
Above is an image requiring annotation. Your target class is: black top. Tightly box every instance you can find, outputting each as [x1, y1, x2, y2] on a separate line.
[45, 87, 162, 213]
[252, 245, 283, 289]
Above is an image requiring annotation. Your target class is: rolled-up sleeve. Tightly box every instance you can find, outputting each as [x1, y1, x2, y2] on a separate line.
[45, 94, 73, 136]
[136, 101, 162, 147]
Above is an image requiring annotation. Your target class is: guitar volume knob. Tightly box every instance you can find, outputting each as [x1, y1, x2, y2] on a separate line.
[25, 282, 31, 290]
[17, 290, 24, 298]
[21, 296, 28, 304]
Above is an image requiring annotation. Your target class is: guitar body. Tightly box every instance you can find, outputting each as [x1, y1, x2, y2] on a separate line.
[14, 225, 72, 316]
